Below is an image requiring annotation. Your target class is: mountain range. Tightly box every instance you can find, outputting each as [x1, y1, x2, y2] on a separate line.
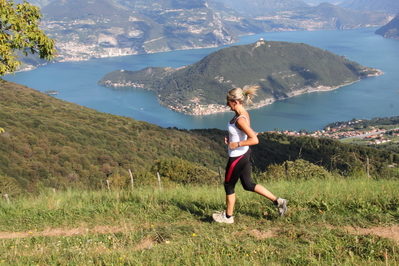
[339, 0, 399, 14]
[98, 39, 381, 115]
[18, 0, 390, 65]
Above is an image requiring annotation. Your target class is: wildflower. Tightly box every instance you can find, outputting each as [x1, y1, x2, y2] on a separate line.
[192, 233, 197, 236]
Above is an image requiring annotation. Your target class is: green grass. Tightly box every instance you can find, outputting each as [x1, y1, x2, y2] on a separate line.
[1, 177, 398, 265]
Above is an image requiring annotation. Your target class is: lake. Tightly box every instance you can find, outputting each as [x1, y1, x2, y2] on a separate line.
[4, 27, 399, 132]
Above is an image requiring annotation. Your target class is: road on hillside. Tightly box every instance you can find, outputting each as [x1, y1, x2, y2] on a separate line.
[344, 127, 399, 139]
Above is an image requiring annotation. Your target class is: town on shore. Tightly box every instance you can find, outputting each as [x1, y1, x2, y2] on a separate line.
[273, 119, 399, 145]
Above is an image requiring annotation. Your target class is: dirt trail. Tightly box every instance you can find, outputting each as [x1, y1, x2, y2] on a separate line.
[344, 225, 399, 242]
[0, 226, 124, 239]
[1, 225, 398, 242]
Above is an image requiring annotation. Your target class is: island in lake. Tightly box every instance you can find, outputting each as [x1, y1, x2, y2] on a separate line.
[98, 39, 382, 115]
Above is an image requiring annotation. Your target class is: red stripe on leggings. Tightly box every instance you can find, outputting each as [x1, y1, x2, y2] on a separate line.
[225, 155, 244, 182]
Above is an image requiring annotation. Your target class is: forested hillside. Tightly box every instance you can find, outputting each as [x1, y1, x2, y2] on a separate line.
[0, 80, 227, 192]
[1, 79, 398, 194]
[251, 133, 399, 176]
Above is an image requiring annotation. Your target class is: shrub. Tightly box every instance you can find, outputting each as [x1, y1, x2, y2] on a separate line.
[0, 175, 23, 198]
[259, 159, 334, 181]
[151, 158, 219, 185]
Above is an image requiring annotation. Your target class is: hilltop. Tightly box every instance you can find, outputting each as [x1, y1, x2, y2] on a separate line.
[98, 39, 382, 115]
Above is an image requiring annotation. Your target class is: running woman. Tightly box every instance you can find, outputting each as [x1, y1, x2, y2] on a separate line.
[212, 85, 288, 224]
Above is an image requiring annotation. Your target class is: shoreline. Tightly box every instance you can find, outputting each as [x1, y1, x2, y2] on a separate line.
[170, 70, 383, 116]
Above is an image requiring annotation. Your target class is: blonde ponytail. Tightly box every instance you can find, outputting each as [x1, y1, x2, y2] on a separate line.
[227, 84, 259, 105]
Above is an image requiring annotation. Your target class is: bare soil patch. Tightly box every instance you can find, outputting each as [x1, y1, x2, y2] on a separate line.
[344, 225, 399, 243]
[1, 225, 398, 243]
[0, 226, 124, 239]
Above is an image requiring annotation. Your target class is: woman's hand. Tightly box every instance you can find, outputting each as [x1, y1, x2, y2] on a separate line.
[229, 141, 240, 150]
[224, 136, 229, 144]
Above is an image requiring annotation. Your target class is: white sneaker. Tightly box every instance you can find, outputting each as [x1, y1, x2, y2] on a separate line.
[212, 211, 234, 224]
[275, 198, 288, 216]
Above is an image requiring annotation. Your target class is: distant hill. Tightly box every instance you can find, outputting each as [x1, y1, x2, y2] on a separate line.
[376, 14, 399, 39]
[259, 2, 391, 31]
[339, 0, 399, 14]
[214, 0, 309, 15]
[98, 39, 382, 115]
[302, 0, 342, 6]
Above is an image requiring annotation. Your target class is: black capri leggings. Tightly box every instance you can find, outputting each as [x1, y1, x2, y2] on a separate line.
[224, 149, 256, 195]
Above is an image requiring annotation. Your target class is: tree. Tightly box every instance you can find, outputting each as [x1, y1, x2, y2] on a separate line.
[0, 0, 57, 76]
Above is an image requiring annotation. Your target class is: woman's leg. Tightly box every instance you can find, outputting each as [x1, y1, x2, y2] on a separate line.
[238, 150, 277, 202]
[226, 193, 236, 216]
[254, 184, 277, 202]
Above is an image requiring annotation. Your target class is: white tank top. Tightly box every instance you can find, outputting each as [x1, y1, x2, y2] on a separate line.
[227, 115, 249, 157]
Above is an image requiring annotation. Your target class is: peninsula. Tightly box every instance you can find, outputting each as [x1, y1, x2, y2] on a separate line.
[98, 39, 382, 115]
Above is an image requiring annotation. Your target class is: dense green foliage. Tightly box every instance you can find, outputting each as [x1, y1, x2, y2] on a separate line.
[99, 40, 379, 114]
[1, 80, 398, 195]
[252, 132, 399, 177]
[151, 157, 220, 185]
[0, 0, 56, 75]
[259, 159, 335, 181]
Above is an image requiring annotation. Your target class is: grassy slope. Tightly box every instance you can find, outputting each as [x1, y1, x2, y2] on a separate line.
[0, 177, 398, 265]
